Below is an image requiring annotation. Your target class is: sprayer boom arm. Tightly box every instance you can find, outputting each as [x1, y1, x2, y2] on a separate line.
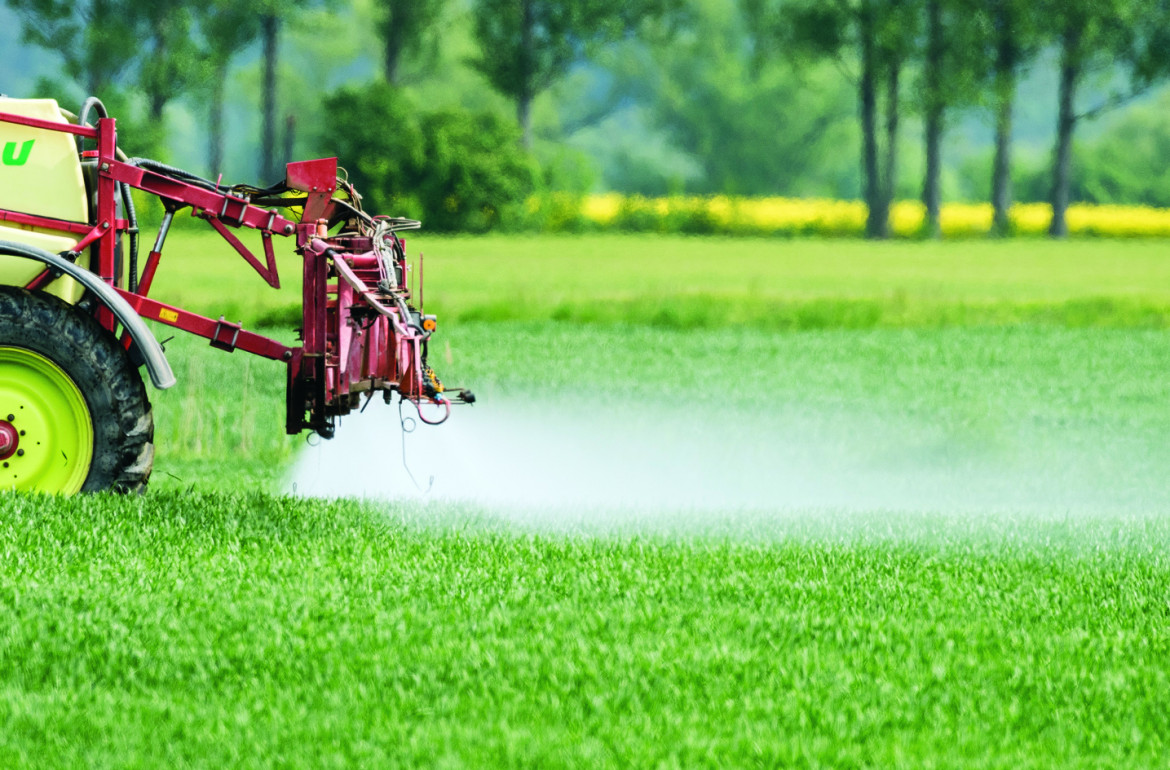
[0, 99, 464, 443]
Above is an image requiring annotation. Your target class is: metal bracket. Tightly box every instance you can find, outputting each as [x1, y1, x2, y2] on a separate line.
[218, 194, 249, 227]
[211, 315, 242, 352]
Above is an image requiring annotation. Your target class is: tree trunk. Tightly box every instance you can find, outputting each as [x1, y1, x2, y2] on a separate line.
[517, 0, 535, 149]
[859, 2, 884, 239]
[261, 13, 279, 182]
[1049, 31, 1080, 238]
[283, 114, 296, 171]
[921, 0, 943, 239]
[383, 1, 407, 85]
[879, 61, 900, 240]
[87, 0, 111, 96]
[517, 93, 533, 149]
[147, 13, 168, 123]
[990, 0, 1015, 236]
[991, 88, 1013, 235]
[209, 62, 226, 176]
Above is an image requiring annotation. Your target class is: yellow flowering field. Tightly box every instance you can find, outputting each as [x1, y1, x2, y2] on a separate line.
[558, 194, 1170, 238]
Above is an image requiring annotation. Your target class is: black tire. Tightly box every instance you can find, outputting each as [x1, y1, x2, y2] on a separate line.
[0, 287, 153, 493]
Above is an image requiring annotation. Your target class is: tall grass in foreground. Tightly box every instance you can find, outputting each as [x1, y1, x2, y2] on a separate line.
[1, 491, 1168, 768]
[7, 237, 1170, 765]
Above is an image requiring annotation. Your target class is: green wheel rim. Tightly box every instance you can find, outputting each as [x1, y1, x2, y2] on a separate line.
[0, 347, 93, 494]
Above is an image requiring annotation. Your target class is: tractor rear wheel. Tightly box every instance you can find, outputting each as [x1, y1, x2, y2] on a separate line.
[0, 288, 153, 494]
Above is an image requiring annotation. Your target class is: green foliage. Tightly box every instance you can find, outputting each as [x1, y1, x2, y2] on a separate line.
[619, 0, 858, 197]
[1073, 91, 1170, 208]
[515, 192, 593, 233]
[319, 81, 535, 232]
[7, 0, 137, 96]
[958, 88, 1170, 208]
[7, 0, 204, 160]
[418, 108, 538, 231]
[469, 0, 677, 144]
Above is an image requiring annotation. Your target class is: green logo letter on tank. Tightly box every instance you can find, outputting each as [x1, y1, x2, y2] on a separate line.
[2, 140, 34, 166]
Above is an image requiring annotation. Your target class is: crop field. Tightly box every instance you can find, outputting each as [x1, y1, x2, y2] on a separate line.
[4, 233, 1170, 767]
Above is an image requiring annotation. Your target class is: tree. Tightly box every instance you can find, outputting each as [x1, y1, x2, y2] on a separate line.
[136, 2, 201, 158]
[320, 81, 535, 231]
[1073, 90, 1170, 207]
[915, 0, 985, 238]
[8, 0, 200, 158]
[260, 11, 280, 181]
[919, 0, 943, 238]
[470, 0, 673, 148]
[192, 0, 260, 175]
[748, 0, 917, 238]
[970, 0, 1041, 235]
[7, 0, 137, 97]
[1040, 0, 1163, 237]
[615, 0, 856, 197]
[254, 0, 312, 182]
[377, 0, 446, 85]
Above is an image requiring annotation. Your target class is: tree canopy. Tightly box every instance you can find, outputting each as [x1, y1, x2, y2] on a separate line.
[3, 0, 1170, 237]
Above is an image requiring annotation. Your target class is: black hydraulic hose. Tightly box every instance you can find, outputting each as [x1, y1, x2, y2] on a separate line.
[76, 97, 108, 153]
[78, 96, 108, 127]
[129, 158, 220, 192]
[119, 181, 139, 292]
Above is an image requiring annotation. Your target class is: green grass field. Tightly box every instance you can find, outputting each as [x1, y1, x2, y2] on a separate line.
[152, 230, 1170, 328]
[5, 233, 1170, 767]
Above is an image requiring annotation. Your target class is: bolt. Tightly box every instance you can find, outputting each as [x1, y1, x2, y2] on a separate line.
[282, 351, 293, 361]
[283, 224, 294, 235]
[15, 449, 22, 457]
[101, 221, 110, 229]
[5, 414, 12, 422]
[18, 431, 23, 436]
[100, 162, 109, 171]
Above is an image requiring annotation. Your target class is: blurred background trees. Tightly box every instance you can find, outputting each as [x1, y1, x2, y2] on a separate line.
[2, 0, 1169, 236]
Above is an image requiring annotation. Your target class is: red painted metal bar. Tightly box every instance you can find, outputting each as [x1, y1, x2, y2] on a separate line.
[333, 258, 414, 337]
[0, 109, 98, 138]
[71, 222, 112, 254]
[136, 249, 163, 297]
[114, 289, 296, 362]
[301, 229, 327, 357]
[0, 208, 90, 234]
[199, 214, 281, 289]
[23, 269, 53, 292]
[95, 117, 118, 331]
[105, 161, 297, 234]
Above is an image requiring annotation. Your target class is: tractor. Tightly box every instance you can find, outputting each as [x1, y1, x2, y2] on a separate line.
[0, 96, 472, 495]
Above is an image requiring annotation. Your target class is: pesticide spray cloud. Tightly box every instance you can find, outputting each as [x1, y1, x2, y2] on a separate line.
[289, 389, 1170, 531]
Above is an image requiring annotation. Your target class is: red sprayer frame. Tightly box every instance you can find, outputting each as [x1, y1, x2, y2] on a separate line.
[0, 109, 468, 438]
